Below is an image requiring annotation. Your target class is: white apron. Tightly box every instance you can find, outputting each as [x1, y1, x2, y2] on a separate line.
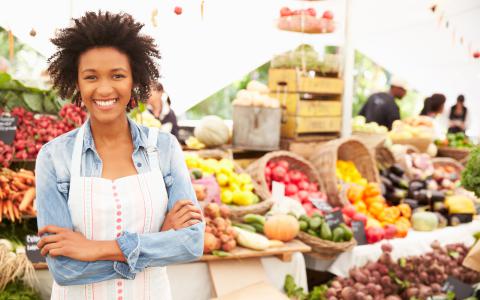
[51, 123, 172, 300]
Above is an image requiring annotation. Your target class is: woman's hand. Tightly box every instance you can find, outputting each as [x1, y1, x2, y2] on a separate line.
[161, 200, 203, 231]
[37, 226, 103, 262]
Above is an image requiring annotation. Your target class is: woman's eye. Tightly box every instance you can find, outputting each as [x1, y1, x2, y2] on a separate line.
[113, 74, 126, 79]
[84, 75, 96, 80]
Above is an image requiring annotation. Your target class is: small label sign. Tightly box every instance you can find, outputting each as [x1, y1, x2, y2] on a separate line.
[351, 221, 368, 245]
[310, 198, 332, 213]
[271, 181, 285, 203]
[442, 276, 474, 299]
[25, 234, 46, 264]
[325, 210, 344, 229]
[0, 115, 17, 145]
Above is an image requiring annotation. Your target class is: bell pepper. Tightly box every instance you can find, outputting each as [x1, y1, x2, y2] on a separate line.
[354, 201, 368, 214]
[369, 201, 385, 218]
[395, 217, 411, 238]
[347, 185, 365, 203]
[364, 182, 381, 198]
[365, 195, 385, 207]
[398, 203, 412, 219]
[380, 207, 400, 224]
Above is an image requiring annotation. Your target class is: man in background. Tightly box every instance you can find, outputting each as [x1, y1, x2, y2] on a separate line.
[147, 82, 180, 139]
[358, 77, 408, 130]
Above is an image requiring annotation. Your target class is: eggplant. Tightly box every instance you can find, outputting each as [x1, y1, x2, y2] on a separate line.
[380, 168, 389, 177]
[430, 191, 445, 203]
[413, 189, 431, 205]
[389, 164, 405, 177]
[388, 173, 409, 189]
[432, 201, 448, 215]
[403, 198, 419, 210]
[408, 180, 426, 198]
[434, 212, 448, 228]
[380, 176, 394, 192]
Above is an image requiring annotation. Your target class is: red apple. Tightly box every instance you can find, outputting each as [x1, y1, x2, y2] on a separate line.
[174, 6, 183, 15]
[288, 170, 302, 184]
[280, 7, 292, 17]
[343, 214, 352, 226]
[298, 190, 309, 203]
[298, 180, 310, 191]
[276, 160, 289, 170]
[384, 225, 397, 240]
[366, 227, 385, 244]
[302, 202, 314, 213]
[285, 183, 299, 196]
[308, 182, 318, 192]
[352, 213, 367, 226]
[267, 161, 277, 169]
[272, 166, 287, 182]
[322, 10, 334, 20]
[342, 205, 356, 219]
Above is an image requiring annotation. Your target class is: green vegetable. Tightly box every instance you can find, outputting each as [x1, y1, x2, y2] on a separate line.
[299, 220, 309, 232]
[283, 275, 308, 300]
[320, 222, 332, 241]
[309, 217, 322, 230]
[299, 215, 310, 223]
[190, 168, 203, 180]
[307, 229, 319, 237]
[462, 146, 480, 197]
[232, 223, 256, 233]
[332, 227, 344, 242]
[212, 250, 231, 257]
[251, 223, 264, 234]
[339, 224, 353, 241]
[0, 280, 42, 300]
[243, 214, 265, 225]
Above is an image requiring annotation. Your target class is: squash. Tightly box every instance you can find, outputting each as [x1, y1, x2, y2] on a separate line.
[411, 211, 438, 231]
[233, 227, 270, 250]
[264, 215, 299, 242]
[194, 116, 230, 147]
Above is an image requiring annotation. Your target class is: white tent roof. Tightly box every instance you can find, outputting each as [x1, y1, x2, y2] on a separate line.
[1, 0, 479, 133]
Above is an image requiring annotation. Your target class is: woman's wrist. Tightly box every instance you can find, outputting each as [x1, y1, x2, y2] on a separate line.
[92, 240, 127, 262]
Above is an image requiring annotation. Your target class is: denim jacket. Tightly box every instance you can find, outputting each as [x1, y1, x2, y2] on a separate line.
[35, 118, 204, 286]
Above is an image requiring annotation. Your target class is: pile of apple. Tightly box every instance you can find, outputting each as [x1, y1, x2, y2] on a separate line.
[7, 105, 87, 161]
[277, 8, 335, 34]
[264, 159, 327, 216]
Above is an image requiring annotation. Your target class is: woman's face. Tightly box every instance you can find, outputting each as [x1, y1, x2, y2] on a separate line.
[77, 47, 133, 124]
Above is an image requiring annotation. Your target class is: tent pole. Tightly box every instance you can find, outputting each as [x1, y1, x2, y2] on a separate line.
[341, 0, 354, 137]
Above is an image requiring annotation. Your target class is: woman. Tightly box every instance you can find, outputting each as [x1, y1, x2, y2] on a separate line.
[448, 94, 468, 133]
[147, 82, 180, 139]
[35, 12, 204, 299]
[419, 93, 447, 139]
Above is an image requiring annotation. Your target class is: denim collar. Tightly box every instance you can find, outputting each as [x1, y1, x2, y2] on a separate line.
[82, 117, 148, 154]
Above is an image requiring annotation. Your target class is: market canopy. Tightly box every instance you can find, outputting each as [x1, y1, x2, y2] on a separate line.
[1, 0, 479, 133]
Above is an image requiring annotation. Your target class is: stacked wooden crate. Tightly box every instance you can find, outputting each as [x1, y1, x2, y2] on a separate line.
[268, 68, 344, 158]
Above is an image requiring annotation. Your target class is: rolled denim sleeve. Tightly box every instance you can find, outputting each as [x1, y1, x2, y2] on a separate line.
[36, 146, 135, 285]
[114, 134, 204, 274]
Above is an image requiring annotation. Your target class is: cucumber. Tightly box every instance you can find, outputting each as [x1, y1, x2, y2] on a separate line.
[243, 214, 266, 225]
[299, 220, 309, 232]
[251, 222, 264, 234]
[339, 224, 353, 241]
[332, 227, 344, 242]
[307, 229, 319, 237]
[233, 222, 256, 233]
[308, 217, 323, 231]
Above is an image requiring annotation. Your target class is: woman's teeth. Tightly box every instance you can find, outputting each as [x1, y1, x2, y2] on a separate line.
[94, 99, 118, 107]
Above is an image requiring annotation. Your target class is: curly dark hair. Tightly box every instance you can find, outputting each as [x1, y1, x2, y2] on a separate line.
[47, 11, 160, 106]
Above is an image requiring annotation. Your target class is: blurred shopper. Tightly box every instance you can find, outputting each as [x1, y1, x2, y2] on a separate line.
[147, 82, 180, 139]
[448, 95, 468, 133]
[359, 77, 408, 130]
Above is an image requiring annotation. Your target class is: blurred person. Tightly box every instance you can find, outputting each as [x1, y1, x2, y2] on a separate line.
[147, 82, 180, 139]
[419, 93, 447, 139]
[359, 76, 408, 130]
[448, 94, 468, 133]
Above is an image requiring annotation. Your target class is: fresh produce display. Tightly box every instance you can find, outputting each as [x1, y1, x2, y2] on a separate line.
[263, 158, 326, 216]
[277, 8, 335, 34]
[5, 105, 87, 162]
[352, 116, 388, 134]
[432, 162, 461, 192]
[263, 214, 299, 242]
[0, 168, 36, 222]
[345, 182, 411, 242]
[462, 146, 480, 198]
[185, 136, 206, 150]
[203, 203, 237, 254]
[232, 80, 280, 108]
[337, 160, 368, 186]
[389, 116, 434, 140]
[404, 153, 434, 181]
[193, 115, 230, 148]
[234, 213, 266, 234]
[298, 214, 353, 243]
[0, 141, 14, 168]
[185, 154, 259, 206]
[436, 132, 474, 149]
[313, 241, 480, 299]
[284, 274, 329, 300]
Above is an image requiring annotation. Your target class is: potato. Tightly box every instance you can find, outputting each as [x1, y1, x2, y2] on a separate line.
[341, 287, 356, 300]
[405, 287, 419, 298]
[385, 296, 401, 300]
[221, 239, 236, 252]
[355, 291, 367, 300]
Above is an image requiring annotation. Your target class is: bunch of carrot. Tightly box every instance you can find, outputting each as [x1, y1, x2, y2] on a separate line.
[0, 168, 36, 222]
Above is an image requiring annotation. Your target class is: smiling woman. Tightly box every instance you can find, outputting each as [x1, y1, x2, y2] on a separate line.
[35, 11, 204, 300]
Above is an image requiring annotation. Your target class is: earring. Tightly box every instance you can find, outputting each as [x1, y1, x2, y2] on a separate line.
[73, 92, 82, 107]
[128, 91, 137, 109]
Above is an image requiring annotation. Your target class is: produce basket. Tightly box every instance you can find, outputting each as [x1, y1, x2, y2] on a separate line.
[298, 231, 356, 259]
[352, 132, 387, 150]
[310, 137, 380, 207]
[432, 157, 464, 174]
[375, 145, 395, 168]
[245, 150, 324, 200]
[437, 146, 471, 165]
[391, 137, 432, 153]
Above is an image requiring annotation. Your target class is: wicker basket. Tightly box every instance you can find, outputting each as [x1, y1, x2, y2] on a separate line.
[310, 137, 380, 207]
[375, 145, 395, 168]
[432, 157, 465, 174]
[391, 137, 432, 153]
[298, 231, 357, 259]
[245, 151, 324, 201]
[437, 147, 471, 165]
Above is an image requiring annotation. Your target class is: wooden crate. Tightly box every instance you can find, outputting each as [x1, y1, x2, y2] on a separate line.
[281, 115, 342, 138]
[281, 135, 338, 159]
[268, 68, 343, 94]
[270, 92, 341, 117]
[232, 106, 281, 151]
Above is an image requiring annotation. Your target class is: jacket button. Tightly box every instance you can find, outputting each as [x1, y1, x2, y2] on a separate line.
[136, 162, 142, 167]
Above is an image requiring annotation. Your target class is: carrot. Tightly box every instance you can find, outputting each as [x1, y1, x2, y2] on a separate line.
[19, 169, 34, 176]
[6, 200, 15, 221]
[13, 204, 20, 221]
[12, 191, 24, 203]
[14, 173, 35, 182]
[0, 201, 3, 222]
[19, 188, 35, 212]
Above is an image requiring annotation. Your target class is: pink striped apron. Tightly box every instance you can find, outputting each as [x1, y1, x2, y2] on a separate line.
[51, 123, 171, 300]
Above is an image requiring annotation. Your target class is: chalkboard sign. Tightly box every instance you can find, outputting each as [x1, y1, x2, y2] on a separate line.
[351, 221, 368, 245]
[25, 234, 46, 264]
[0, 115, 17, 145]
[310, 198, 332, 212]
[325, 210, 344, 229]
[442, 276, 474, 299]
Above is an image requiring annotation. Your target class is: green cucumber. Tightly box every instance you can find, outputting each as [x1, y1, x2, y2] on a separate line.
[243, 214, 265, 225]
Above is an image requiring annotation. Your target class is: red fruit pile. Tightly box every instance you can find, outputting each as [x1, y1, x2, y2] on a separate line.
[277, 8, 335, 34]
[265, 159, 327, 215]
[0, 140, 14, 167]
[8, 105, 87, 161]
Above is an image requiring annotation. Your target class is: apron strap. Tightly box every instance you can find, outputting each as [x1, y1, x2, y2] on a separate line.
[71, 122, 87, 177]
[147, 127, 160, 171]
